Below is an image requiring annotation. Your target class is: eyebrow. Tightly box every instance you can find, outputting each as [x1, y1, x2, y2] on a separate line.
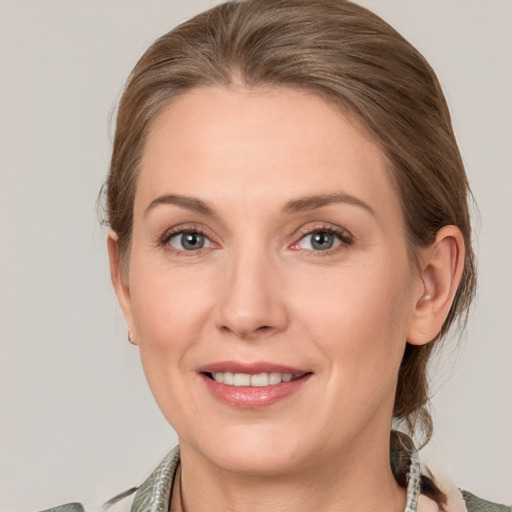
[282, 192, 376, 216]
[144, 191, 375, 218]
[144, 194, 214, 217]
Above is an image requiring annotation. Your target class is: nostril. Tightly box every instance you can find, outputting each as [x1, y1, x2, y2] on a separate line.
[217, 323, 274, 338]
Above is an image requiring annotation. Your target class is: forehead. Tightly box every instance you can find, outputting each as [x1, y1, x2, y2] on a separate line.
[136, 86, 401, 224]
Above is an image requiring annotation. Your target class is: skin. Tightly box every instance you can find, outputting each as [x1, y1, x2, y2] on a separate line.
[109, 86, 464, 512]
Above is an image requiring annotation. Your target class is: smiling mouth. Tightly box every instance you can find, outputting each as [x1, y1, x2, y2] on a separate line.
[203, 371, 308, 387]
[200, 366, 312, 408]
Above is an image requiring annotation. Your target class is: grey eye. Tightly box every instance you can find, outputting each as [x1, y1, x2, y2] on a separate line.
[298, 231, 341, 251]
[169, 232, 211, 251]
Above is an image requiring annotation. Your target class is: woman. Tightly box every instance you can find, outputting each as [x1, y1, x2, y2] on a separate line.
[39, 0, 509, 511]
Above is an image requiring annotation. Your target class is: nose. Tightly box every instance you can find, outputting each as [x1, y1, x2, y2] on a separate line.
[214, 247, 289, 340]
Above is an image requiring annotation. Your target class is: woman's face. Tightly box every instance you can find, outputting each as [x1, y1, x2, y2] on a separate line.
[114, 86, 426, 475]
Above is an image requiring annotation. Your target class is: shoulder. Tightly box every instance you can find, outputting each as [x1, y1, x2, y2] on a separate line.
[39, 504, 86, 512]
[36, 447, 180, 512]
[38, 497, 134, 512]
[461, 490, 512, 512]
[418, 448, 510, 512]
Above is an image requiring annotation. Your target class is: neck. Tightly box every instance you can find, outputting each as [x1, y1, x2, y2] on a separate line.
[174, 432, 406, 512]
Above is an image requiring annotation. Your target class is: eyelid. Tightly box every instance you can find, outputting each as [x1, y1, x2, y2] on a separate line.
[158, 223, 219, 254]
[156, 221, 353, 255]
[168, 231, 213, 251]
[290, 223, 354, 252]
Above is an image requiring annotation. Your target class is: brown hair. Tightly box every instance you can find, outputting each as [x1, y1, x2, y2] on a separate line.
[104, 0, 475, 502]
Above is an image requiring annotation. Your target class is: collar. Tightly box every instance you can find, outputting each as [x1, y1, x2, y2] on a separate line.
[130, 446, 180, 512]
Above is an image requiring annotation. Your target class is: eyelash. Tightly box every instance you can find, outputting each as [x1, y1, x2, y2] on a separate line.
[158, 226, 214, 256]
[291, 224, 354, 255]
[158, 224, 353, 256]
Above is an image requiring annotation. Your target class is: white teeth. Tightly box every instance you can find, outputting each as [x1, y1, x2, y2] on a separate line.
[233, 373, 251, 386]
[268, 372, 282, 385]
[211, 371, 301, 386]
[250, 373, 269, 387]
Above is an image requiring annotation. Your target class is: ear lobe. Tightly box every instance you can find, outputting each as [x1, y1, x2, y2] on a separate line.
[107, 230, 135, 334]
[407, 225, 465, 346]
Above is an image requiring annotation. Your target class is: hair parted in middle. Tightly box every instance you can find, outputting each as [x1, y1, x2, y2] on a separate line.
[105, 0, 476, 448]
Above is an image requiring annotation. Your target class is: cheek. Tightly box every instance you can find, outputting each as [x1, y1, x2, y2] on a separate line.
[130, 260, 215, 348]
[291, 258, 413, 382]
[303, 267, 412, 433]
[128, 261, 216, 397]
[128, 264, 218, 429]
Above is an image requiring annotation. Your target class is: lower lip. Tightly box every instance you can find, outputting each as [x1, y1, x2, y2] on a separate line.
[200, 373, 312, 409]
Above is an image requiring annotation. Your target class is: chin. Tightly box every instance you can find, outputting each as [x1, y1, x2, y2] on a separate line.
[185, 423, 314, 476]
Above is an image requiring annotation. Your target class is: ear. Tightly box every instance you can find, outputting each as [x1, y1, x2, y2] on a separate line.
[407, 225, 465, 346]
[107, 230, 136, 342]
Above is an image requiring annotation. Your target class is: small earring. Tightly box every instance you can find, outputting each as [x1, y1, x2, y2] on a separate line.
[127, 330, 137, 345]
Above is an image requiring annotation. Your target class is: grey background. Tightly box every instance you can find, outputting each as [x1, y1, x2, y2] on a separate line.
[1, 1, 511, 510]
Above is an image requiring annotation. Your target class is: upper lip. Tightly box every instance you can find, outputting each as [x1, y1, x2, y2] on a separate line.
[198, 361, 309, 375]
